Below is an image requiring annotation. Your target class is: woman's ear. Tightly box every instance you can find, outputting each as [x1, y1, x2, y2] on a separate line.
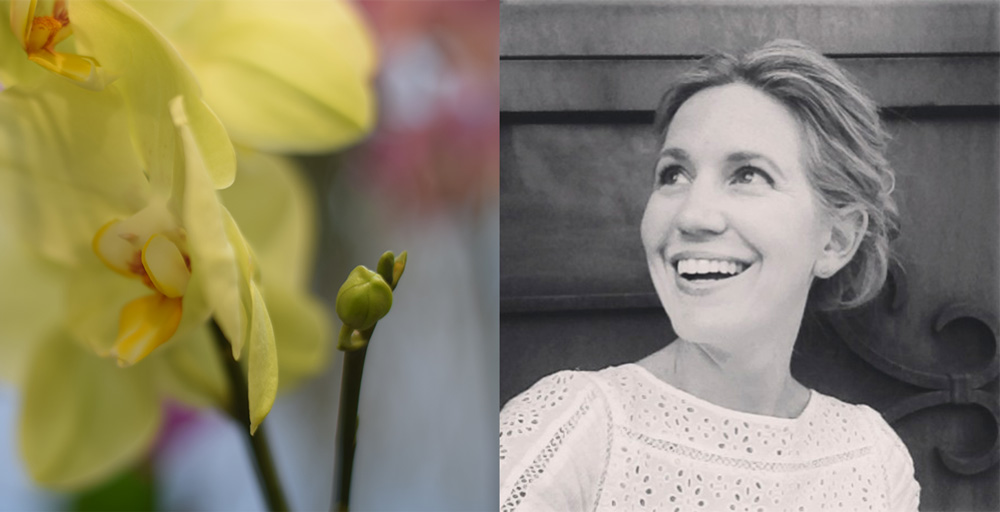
[814, 207, 868, 279]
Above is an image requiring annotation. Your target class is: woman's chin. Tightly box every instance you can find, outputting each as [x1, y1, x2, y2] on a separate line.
[670, 317, 745, 347]
[670, 310, 760, 348]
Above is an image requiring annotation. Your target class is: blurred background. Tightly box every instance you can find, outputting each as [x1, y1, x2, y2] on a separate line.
[0, 1, 499, 510]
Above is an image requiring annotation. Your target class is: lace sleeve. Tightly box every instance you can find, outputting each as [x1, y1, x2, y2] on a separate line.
[866, 407, 920, 512]
[499, 371, 612, 512]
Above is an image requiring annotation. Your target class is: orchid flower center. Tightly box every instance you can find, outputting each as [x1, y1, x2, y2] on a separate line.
[19, 0, 71, 53]
[25, 2, 69, 54]
[92, 210, 192, 367]
[10, 0, 111, 89]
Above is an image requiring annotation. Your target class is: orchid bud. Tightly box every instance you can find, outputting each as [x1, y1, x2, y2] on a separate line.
[391, 251, 407, 289]
[376, 251, 395, 286]
[336, 265, 393, 332]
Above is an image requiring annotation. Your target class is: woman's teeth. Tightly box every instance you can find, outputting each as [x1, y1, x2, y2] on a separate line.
[676, 258, 747, 280]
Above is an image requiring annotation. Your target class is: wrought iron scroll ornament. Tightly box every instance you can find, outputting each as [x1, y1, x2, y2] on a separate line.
[821, 264, 999, 475]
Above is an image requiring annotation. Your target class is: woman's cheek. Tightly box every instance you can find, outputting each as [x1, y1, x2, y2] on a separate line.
[639, 198, 665, 250]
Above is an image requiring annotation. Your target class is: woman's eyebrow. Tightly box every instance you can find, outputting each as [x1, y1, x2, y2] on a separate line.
[658, 147, 691, 162]
[727, 151, 785, 179]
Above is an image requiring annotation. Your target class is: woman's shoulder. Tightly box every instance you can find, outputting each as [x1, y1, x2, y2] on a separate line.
[500, 367, 628, 511]
[500, 365, 635, 417]
[805, 391, 912, 452]
[808, 391, 920, 507]
[806, 391, 890, 426]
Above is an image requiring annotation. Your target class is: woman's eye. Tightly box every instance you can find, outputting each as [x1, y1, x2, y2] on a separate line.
[731, 166, 773, 186]
[657, 165, 688, 186]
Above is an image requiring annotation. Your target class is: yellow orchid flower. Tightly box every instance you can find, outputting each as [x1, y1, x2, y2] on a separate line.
[0, 75, 330, 488]
[2, 0, 237, 189]
[0, 0, 351, 490]
[78, 95, 278, 431]
[0, 183, 228, 491]
[6, 0, 114, 89]
[126, 0, 378, 153]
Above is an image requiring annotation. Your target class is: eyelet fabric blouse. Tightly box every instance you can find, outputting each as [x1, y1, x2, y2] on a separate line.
[500, 364, 919, 512]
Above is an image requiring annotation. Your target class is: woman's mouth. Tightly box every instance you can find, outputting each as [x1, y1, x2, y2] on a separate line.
[673, 258, 749, 282]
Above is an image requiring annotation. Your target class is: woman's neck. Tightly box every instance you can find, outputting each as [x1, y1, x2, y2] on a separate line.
[640, 335, 810, 418]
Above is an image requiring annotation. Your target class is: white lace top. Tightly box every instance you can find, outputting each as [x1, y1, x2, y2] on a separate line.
[500, 364, 919, 512]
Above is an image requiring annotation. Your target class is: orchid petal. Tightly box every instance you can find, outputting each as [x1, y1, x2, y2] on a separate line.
[169, 95, 246, 358]
[91, 219, 137, 277]
[154, 325, 229, 409]
[265, 285, 331, 391]
[69, 0, 235, 189]
[0, 0, 46, 86]
[0, 76, 149, 264]
[20, 329, 160, 490]
[9, 0, 34, 49]
[26, 49, 113, 90]
[111, 293, 183, 367]
[219, 149, 315, 290]
[218, 142, 330, 395]
[219, 208, 276, 434]
[0, 220, 64, 385]
[65, 264, 149, 357]
[247, 282, 276, 435]
[128, 0, 377, 153]
[141, 233, 190, 299]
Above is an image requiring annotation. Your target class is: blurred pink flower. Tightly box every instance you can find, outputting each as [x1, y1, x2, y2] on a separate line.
[355, 0, 499, 213]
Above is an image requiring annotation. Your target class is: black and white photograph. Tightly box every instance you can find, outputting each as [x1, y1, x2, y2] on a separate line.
[500, 1, 999, 511]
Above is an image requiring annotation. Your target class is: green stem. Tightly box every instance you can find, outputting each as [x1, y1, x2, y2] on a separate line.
[212, 320, 290, 512]
[332, 345, 368, 512]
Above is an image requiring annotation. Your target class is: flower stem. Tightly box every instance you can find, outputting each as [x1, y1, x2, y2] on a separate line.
[332, 345, 368, 512]
[211, 320, 290, 512]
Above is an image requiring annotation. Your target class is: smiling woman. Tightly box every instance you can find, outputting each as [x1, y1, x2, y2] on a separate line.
[500, 40, 919, 511]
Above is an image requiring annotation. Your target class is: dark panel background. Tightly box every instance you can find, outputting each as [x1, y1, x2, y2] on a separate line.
[499, 1, 999, 511]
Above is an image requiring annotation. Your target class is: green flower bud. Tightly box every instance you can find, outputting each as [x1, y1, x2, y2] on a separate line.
[377, 251, 395, 285]
[336, 265, 393, 331]
[391, 251, 407, 289]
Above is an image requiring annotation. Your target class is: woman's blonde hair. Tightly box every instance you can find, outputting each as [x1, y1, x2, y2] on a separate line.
[654, 39, 899, 310]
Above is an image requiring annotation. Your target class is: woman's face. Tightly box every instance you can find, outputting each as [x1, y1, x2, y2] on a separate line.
[640, 83, 833, 345]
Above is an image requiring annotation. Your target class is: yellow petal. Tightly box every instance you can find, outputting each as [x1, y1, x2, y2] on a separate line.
[69, 0, 236, 189]
[141, 233, 190, 298]
[111, 293, 183, 367]
[266, 285, 331, 391]
[129, 0, 377, 153]
[220, 149, 316, 290]
[66, 264, 150, 357]
[26, 49, 113, 90]
[170, 95, 245, 357]
[0, 77, 148, 265]
[170, 264, 214, 348]
[92, 219, 137, 277]
[0, 220, 65, 386]
[218, 204, 277, 434]
[20, 329, 160, 490]
[154, 325, 229, 409]
[9, 0, 35, 50]
[247, 282, 276, 435]
[0, 0, 45, 86]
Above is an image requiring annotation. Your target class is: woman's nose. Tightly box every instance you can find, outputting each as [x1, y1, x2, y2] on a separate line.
[674, 181, 727, 237]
